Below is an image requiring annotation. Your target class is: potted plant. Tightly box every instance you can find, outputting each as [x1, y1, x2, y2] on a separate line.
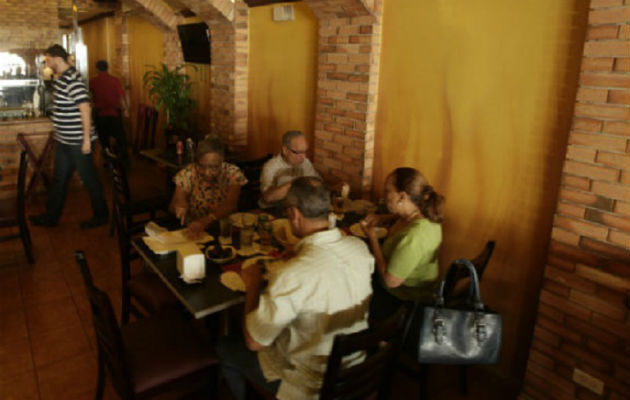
[143, 64, 195, 146]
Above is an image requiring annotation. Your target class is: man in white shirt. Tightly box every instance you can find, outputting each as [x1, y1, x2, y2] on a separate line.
[217, 177, 374, 400]
[259, 130, 320, 208]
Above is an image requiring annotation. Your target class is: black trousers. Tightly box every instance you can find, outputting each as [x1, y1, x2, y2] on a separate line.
[94, 112, 128, 162]
[46, 142, 108, 222]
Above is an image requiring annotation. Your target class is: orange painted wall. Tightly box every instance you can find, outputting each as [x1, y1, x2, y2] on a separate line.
[247, 2, 318, 158]
[374, 0, 588, 381]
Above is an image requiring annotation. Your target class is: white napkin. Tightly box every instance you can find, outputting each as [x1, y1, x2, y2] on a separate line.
[176, 243, 206, 283]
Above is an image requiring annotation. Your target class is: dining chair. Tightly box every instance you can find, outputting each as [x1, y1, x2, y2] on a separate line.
[112, 197, 178, 325]
[75, 251, 218, 400]
[400, 240, 497, 399]
[0, 150, 34, 263]
[234, 153, 272, 211]
[319, 307, 407, 400]
[133, 105, 158, 153]
[245, 307, 406, 400]
[104, 147, 170, 237]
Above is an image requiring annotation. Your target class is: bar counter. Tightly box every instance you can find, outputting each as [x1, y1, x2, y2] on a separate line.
[0, 117, 53, 199]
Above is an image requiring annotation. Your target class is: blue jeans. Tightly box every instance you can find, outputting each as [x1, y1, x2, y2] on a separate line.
[216, 334, 280, 400]
[46, 141, 108, 221]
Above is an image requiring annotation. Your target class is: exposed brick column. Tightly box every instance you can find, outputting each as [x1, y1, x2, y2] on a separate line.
[305, 0, 382, 195]
[179, 0, 249, 148]
[520, 2, 630, 400]
[123, 0, 184, 66]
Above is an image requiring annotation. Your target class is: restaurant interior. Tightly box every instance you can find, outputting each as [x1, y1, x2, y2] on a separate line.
[0, 0, 628, 399]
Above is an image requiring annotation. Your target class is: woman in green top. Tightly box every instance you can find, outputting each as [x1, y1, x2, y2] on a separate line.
[361, 167, 444, 320]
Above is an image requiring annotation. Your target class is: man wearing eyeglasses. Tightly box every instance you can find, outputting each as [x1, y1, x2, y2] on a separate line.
[259, 130, 320, 208]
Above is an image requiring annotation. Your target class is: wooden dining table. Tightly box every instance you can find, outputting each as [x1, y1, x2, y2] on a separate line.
[130, 208, 370, 320]
[132, 236, 244, 319]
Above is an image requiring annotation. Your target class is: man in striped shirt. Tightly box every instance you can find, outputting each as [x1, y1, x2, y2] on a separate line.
[30, 44, 108, 229]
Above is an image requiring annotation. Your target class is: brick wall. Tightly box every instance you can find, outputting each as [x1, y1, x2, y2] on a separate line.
[0, 0, 60, 51]
[306, 0, 382, 195]
[521, 2, 630, 399]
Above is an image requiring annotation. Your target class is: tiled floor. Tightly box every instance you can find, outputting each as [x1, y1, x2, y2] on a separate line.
[0, 157, 518, 400]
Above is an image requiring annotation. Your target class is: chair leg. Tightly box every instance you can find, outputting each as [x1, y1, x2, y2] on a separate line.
[19, 224, 34, 264]
[95, 350, 106, 400]
[418, 365, 429, 400]
[458, 365, 468, 395]
[121, 290, 130, 325]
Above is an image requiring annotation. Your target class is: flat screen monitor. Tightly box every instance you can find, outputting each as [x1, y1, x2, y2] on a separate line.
[177, 23, 211, 64]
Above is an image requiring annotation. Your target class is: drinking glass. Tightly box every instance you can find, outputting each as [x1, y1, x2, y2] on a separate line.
[240, 225, 254, 248]
[219, 218, 232, 243]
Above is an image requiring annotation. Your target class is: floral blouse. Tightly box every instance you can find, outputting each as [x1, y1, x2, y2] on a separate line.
[174, 162, 248, 220]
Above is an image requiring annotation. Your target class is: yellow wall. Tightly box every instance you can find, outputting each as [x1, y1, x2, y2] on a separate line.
[247, 2, 318, 158]
[375, 0, 588, 380]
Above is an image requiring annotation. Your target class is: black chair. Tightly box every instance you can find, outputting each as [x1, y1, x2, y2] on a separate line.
[104, 147, 169, 237]
[0, 151, 34, 263]
[133, 105, 158, 153]
[112, 197, 178, 325]
[401, 240, 496, 399]
[234, 153, 272, 211]
[320, 307, 407, 400]
[75, 251, 218, 400]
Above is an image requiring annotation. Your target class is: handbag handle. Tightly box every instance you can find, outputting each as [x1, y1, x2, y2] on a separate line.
[435, 259, 485, 311]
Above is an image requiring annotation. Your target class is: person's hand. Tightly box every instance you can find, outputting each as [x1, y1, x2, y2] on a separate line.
[241, 263, 263, 291]
[184, 220, 205, 240]
[175, 206, 188, 226]
[360, 214, 379, 239]
[81, 138, 91, 154]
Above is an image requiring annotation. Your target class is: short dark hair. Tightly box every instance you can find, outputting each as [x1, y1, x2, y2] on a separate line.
[282, 130, 304, 147]
[96, 60, 108, 72]
[285, 177, 330, 220]
[196, 136, 225, 161]
[45, 44, 68, 62]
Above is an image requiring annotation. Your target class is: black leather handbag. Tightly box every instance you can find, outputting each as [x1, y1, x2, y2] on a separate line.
[414, 259, 502, 364]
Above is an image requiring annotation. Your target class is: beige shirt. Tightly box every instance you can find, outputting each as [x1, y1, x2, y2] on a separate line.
[259, 154, 320, 208]
[246, 228, 374, 400]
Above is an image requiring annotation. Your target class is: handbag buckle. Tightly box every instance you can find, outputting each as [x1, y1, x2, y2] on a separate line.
[475, 322, 487, 343]
[432, 317, 446, 344]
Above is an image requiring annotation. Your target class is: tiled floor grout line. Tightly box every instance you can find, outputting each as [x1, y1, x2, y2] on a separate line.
[18, 265, 43, 400]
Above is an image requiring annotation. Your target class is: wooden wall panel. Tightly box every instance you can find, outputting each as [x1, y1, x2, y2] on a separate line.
[82, 17, 116, 80]
[127, 15, 164, 148]
[374, 0, 588, 382]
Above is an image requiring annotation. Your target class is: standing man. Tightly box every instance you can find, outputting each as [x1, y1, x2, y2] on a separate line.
[218, 177, 374, 400]
[90, 60, 129, 163]
[259, 130, 320, 208]
[30, 45, 109, 229]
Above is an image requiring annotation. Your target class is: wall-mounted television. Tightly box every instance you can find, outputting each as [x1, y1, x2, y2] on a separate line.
[177, 22, 211, 64]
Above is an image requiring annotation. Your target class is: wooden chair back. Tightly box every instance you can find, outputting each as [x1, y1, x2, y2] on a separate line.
[75, 251, 134, 397]
[134, 105, 158, 152]
[0, 150, 34, 263]
[442, 240, 496, 303]
[319, 308, 406, 400]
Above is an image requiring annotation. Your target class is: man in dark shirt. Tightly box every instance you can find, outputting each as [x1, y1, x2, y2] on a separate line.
[30, 44, 108, 229]
[90, 60, 129, 163]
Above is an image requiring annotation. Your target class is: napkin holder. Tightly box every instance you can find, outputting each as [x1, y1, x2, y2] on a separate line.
[176, 243, 206, 283]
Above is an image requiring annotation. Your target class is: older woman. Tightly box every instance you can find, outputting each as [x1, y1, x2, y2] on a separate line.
[170, 137, 247, 239]
[361, 167, 444, 319]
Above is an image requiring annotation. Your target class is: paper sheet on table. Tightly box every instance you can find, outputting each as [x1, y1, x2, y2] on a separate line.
[142, 223, 213, 255]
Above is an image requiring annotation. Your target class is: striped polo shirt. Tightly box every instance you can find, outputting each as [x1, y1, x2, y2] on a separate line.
[51, 67, 97, 145]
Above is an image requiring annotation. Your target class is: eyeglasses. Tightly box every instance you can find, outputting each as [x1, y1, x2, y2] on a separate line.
[287, 147, 307, 156]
